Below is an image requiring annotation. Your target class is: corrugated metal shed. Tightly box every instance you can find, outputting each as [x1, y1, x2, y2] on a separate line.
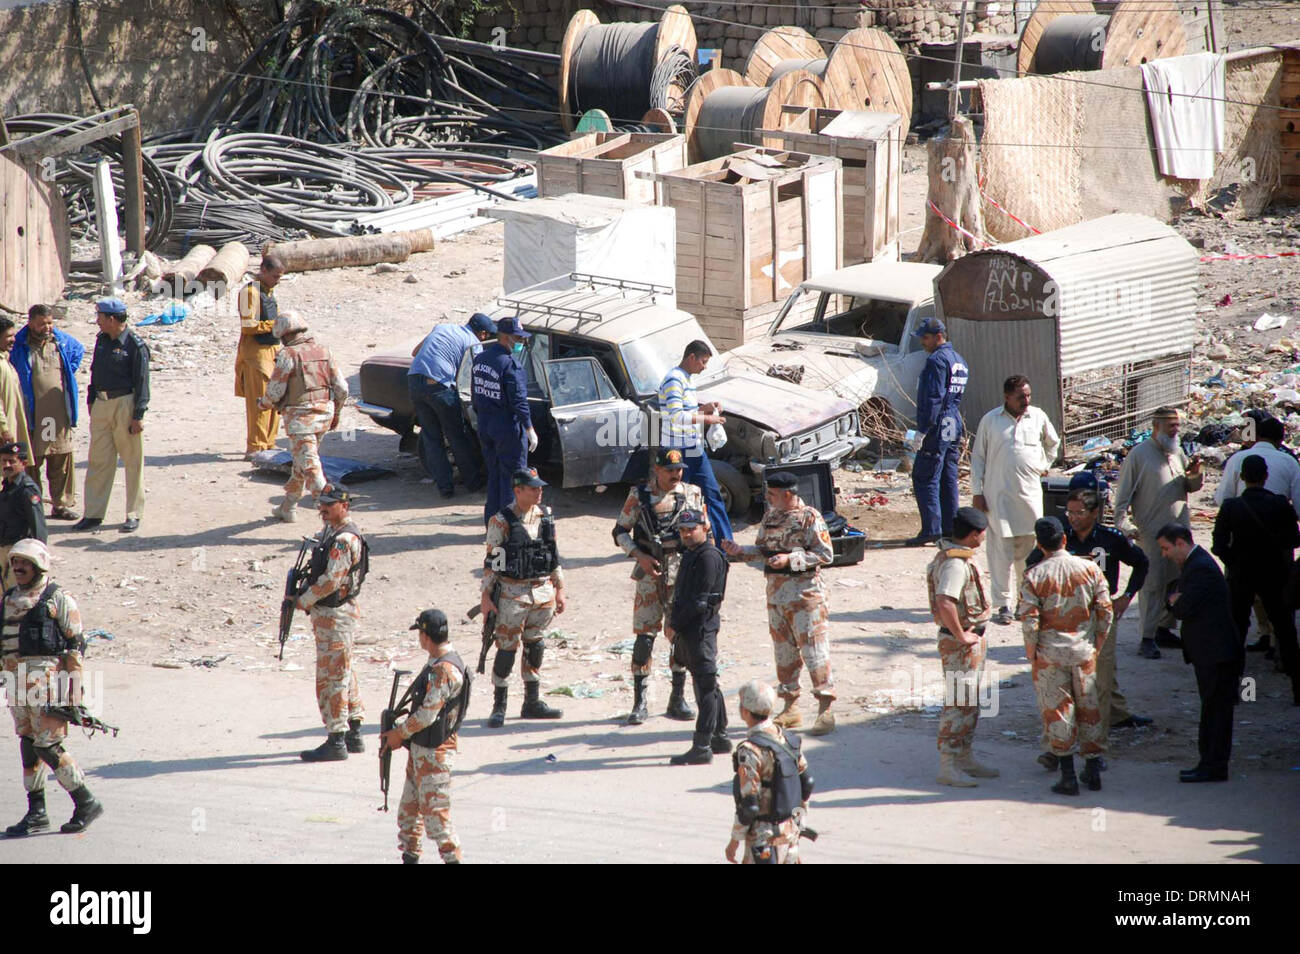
[935, 213, 1197, 442]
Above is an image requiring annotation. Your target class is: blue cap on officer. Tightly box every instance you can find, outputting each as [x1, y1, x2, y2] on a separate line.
[96, 297, 127, 317]
[677, 508, 707, 527]
[913, 317, 946, 337]
[496, 316, 531, 339]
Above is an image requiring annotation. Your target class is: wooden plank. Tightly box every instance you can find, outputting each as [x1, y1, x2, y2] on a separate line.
[120, 113, 146, 257]
[5, 110, 140, 162]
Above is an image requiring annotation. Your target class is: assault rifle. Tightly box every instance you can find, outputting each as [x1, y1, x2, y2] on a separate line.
[278, 536, 314, 660]
[378, 669, 414, 812]
[469, 580, 500, 675]
[636, 501, 670, 607]
[45, 705, 119, 738]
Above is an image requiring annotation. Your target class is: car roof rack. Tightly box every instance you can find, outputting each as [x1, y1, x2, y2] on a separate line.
[498, 273, 675, 323]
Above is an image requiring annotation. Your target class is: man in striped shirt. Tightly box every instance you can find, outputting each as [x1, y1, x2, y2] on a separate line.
[657, 341, 733, 542]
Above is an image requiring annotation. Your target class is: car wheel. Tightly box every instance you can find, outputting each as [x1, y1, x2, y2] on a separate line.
[711, 459, 751, 516]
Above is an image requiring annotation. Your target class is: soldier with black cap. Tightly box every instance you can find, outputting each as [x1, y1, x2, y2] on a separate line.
[722, 470, 837, 735]
[1019, 515, 1113, 796]
[298, 487, 369, 762]
[668, 507, 730, 765]
[481, 467, 566, 728]
[927, 505, 995, 787]
[612, 446, 706, 725]
[0, 441, 47, 591]
[382, 609, 469, 864]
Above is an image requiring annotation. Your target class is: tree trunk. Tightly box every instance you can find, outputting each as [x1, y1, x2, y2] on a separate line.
[915, 114, 984, 263]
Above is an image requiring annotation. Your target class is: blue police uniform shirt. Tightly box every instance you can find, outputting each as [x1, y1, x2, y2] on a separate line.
[914, 342, 967, 441]
[471, 342, 531, 431]
[410, 324, 478, 387]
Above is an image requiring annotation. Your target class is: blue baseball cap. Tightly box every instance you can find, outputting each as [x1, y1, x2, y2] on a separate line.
[467, 312, 496, 336]
[96, 297, 127, 317]
[913, 317, 946, 337]
[496, 315, 531, 338]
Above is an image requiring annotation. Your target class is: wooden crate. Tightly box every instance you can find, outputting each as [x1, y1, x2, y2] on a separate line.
[1282, 46, 1300, 202]
[764, 108, 901, 265]
[645, 146, 842, 346]
[537, 132, 687, 205]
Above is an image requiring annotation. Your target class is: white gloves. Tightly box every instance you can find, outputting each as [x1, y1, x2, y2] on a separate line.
[526, 427, 539, 453]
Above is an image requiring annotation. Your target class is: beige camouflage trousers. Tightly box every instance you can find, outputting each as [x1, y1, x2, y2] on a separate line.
[766, 574, 834, 702]
[397, 742, 461, 862]
[936, 631, 986, 754]
[4, 656, 85, 793]
[631, 576, 686, 677]
[1033, 655, 1105, 757]
[742, 823, 801, 864]
[492, 579, 555, 687]
[311, 604, 364, 732]
[283, 426, 329, 506]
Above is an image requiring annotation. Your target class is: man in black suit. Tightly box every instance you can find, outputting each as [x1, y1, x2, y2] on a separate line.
[1158, 524, 1244, 782]
[1211, 454, 1300, 705]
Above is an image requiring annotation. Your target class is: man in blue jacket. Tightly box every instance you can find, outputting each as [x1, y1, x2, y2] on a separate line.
[471, 316, 538, 525]
[11, 305, 84, 520]
[908, 318, 968, 546]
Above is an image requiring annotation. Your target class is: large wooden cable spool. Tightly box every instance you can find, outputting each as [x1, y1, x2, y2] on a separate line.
[745, 26, 825, 87]
[1018, 0, 1187, 76]
[558, 4, 698, 133]
[747, 26, 912, 120]
[685, 68, 829, 163]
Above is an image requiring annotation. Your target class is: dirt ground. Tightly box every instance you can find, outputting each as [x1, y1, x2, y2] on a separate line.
[7, 4, 1299, 862]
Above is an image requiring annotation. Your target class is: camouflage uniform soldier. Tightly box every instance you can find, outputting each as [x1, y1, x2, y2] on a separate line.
[383, 610, 470, 865]
[726, 680, 813, 865]
[1019, 516, 1114, 796]
[612, 447, 706, 725]
[298, 488, 368, 762]
[722, 471, 836, 735]
[260, 311, 348, 522]
[926, 506, 996, 787]
[482, 468, 566, 728]
[2, 539, 103, 835]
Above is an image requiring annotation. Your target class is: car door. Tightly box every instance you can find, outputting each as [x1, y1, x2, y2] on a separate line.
[544, 357, 645, 487]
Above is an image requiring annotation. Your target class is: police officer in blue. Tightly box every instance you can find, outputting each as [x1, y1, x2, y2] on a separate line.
[470, 317, 539, 526]
[907, 317, 969, 547]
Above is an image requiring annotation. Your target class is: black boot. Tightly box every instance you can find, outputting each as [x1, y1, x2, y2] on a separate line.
[5, 791, 50, 837]
[487, 687, 508, 729]
[710, 732, 732, 754]
[626, 675, 648, 725]
[666, 671, 695, 721]
[1080, 757, 1103, 791]
[520, 682, 562, 719]
[669, 742, 713, 765]
[1052, 754, 1080, 796]
[345, 718, 365, 754]
[301, 732, 347, 762]
[1036, 751, 1059, 771]
[401, 851, 419, 864]
[60, 786, 104, 833]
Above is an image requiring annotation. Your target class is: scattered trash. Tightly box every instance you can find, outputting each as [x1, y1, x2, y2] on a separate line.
[544, 753, 557, 762]
[546, 683, 606, 698]
[152, 660, 184, 669]
[1081, 436, 1111, 453]
[607, 637, 637, 655]
[190, 654, 231, 669]
[1000, 730, 1018, 738]
[138, 301, 190, 326]
[1206, 340, 1231, 360]
[281, 663, 304, 671]
[84, 628, 116, 642]
[1253, 313, 1290, 332]
[1216, 294, 1232, 307]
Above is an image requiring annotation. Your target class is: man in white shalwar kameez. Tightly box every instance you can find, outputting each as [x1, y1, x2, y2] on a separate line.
[970, 375, 1060, 625]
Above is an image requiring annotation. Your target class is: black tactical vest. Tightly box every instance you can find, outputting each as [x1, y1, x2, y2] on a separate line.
[496, 507, 559, 580]
[255, 285, 278, 345]
[734, 731, 803, 823]
[0, 474, 42, 546]
[308, 522, 369, 607]
[630, 485, 685, 554]
[16, 582, 65, 656]
[407, 651, 472, 749]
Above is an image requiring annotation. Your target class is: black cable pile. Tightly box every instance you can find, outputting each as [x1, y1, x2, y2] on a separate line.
[194, 2, 566, 150]
[4, 113, 174, 252]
